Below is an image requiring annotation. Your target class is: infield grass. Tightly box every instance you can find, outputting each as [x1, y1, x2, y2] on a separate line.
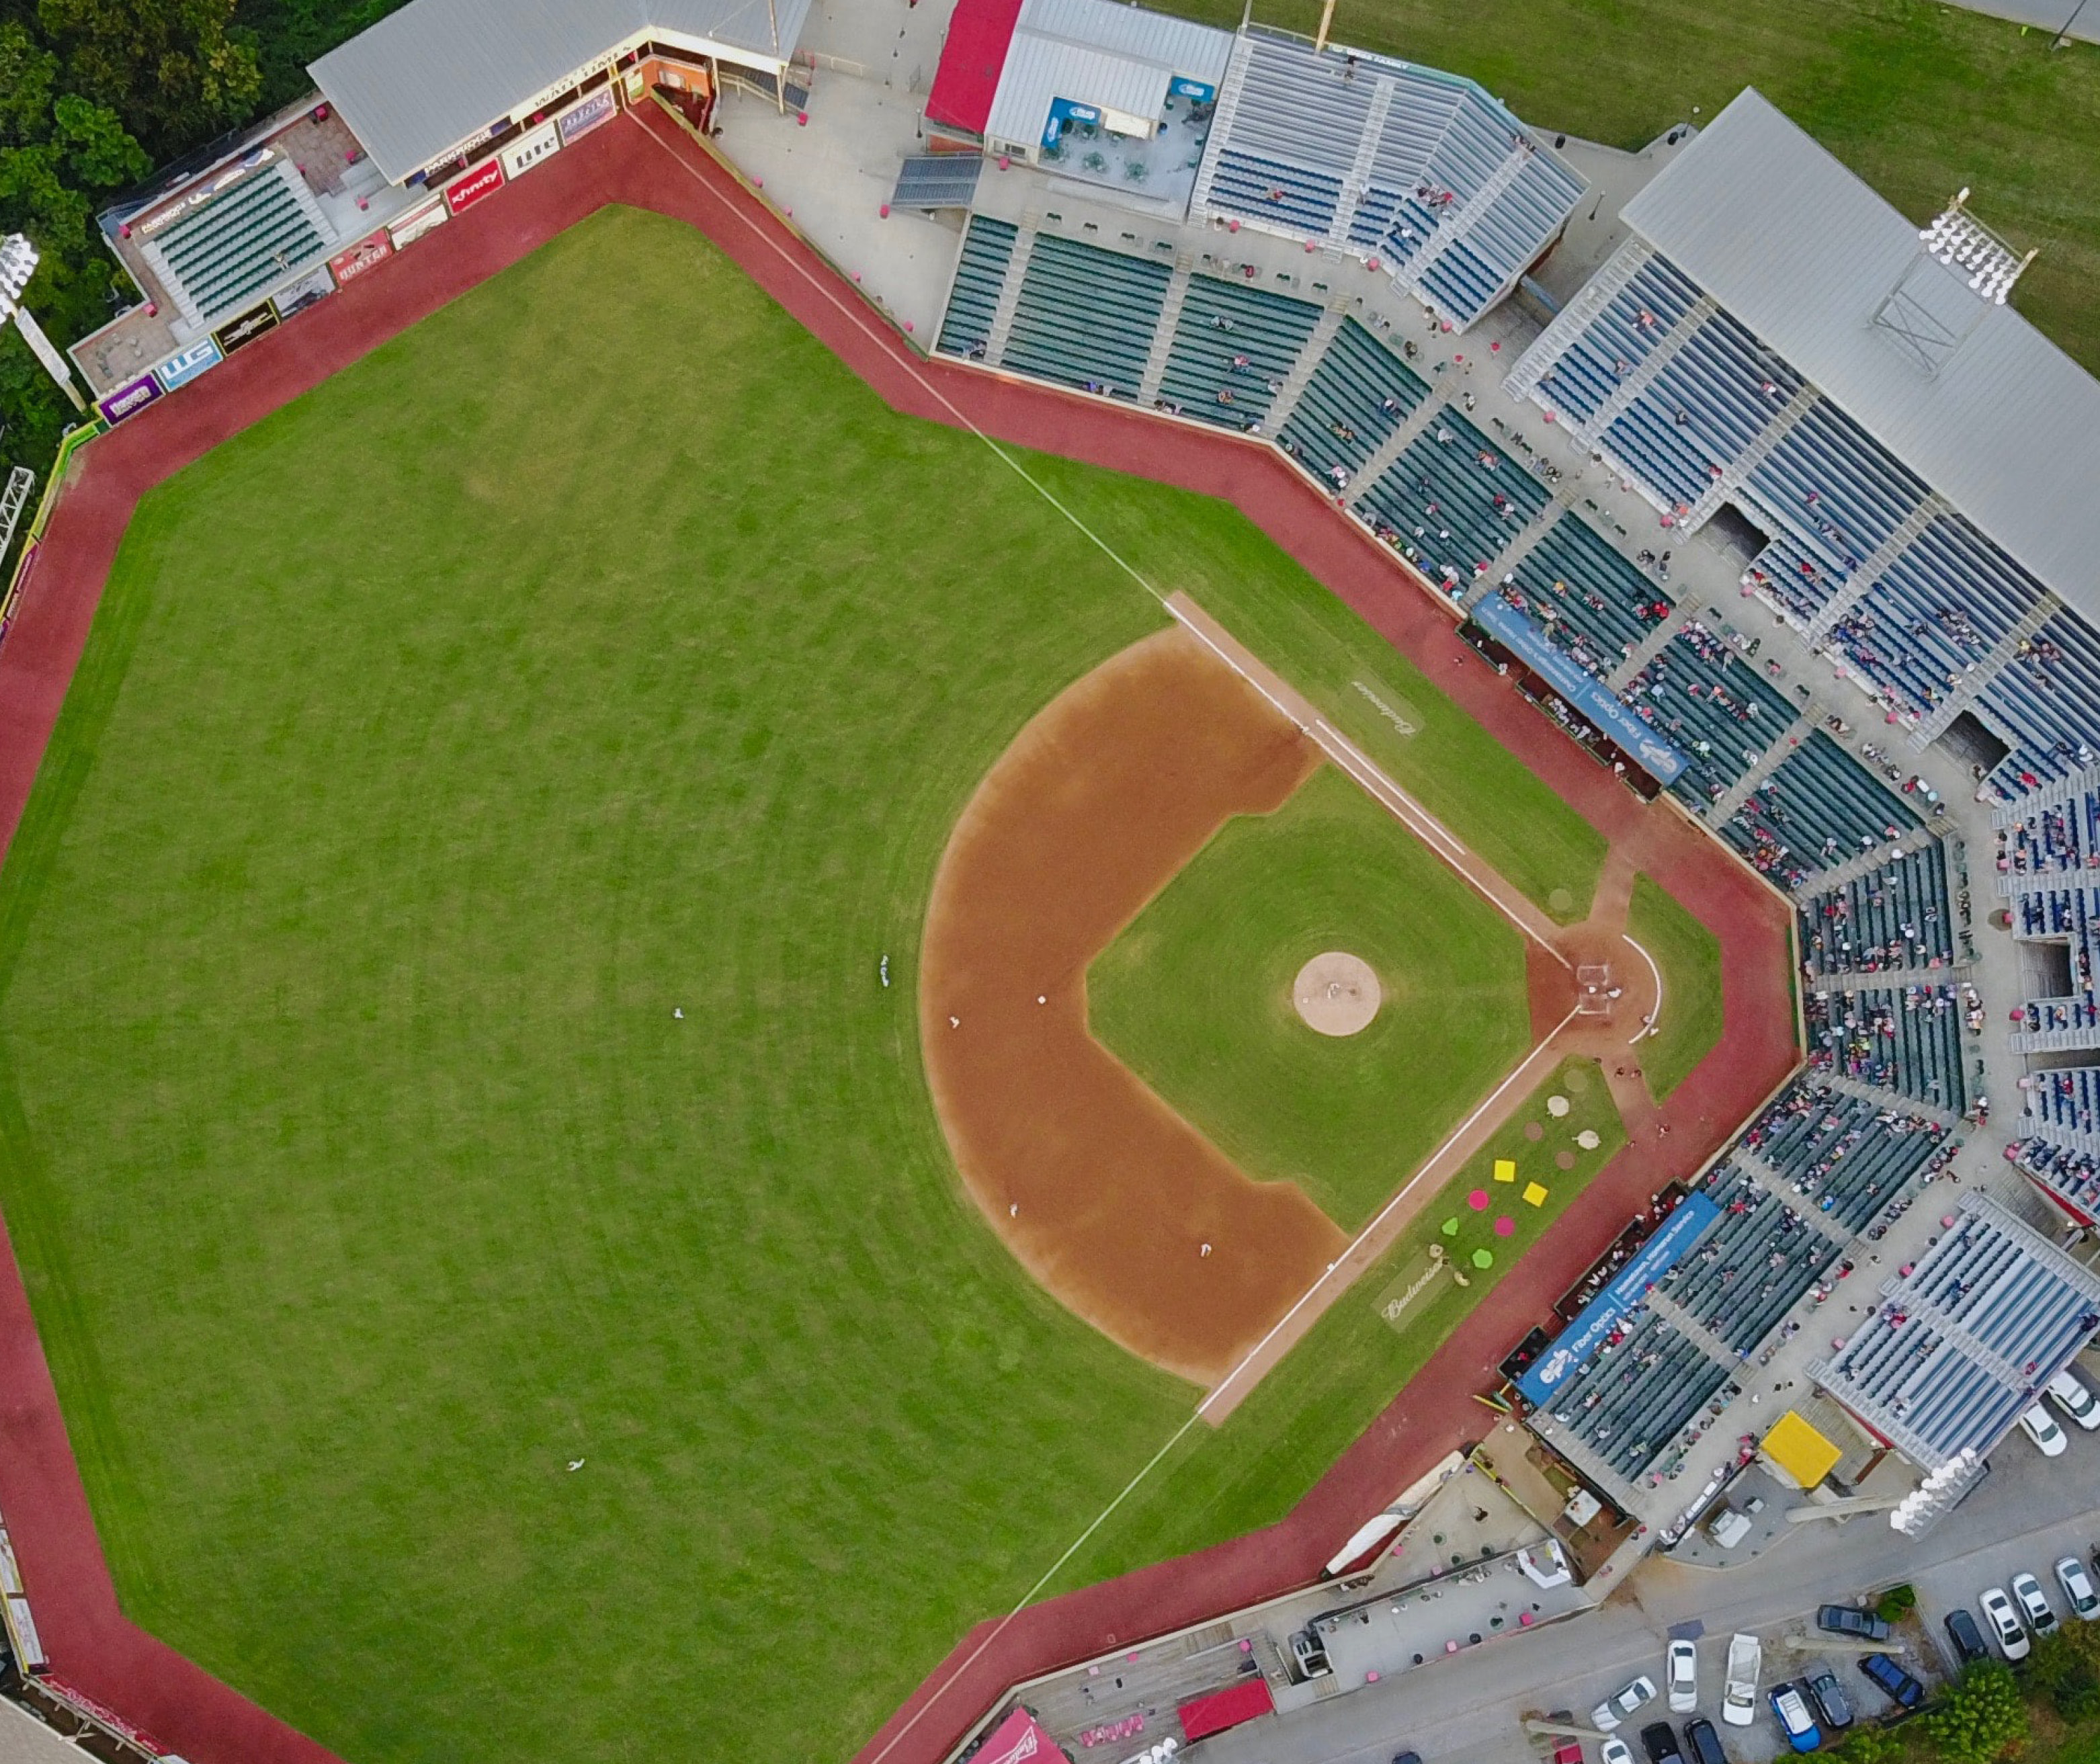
[1626, 874, 1726, 1102]
[1089, 765, 1531, 1231]
[1165, 0, 2100, 373]
[0, 204, 1640, 1764]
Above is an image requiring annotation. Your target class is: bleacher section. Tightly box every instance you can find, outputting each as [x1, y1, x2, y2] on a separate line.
[1998, 775, 2100, 884]
[1351, 409, 1551, 590]
[2021, 1068, 2100, 1159]
[2009, 884, 2100, 1040]
[1538, 1306, 1730, 1483]
[1532, 253, 1704, 427]
[1740, 1083, 1950, 1234]
[1806, 984, 1967, 1109]
[1722, 731, 1922, 888]
[141, 157, 330, 329]
[1497, 513, 1673, 679]
[1980, 610, 2100, 793]
[2012, 1137, 2100, 1224]
[1192, 29, 1584, 327]
[1798, 842, 1954, 976]
[1994, 774, 2100, 1057]
[1001, 234, 1173, 396]
[1277, 317, 1429, 485]
[1155, 273, 1321, 428]
[1663, 1162, 1840, 1355]
[935, 216, 1018, 359]
[1623, 622, 1795, 810]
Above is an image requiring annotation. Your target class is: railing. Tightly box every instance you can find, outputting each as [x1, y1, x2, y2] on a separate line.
[0, 420, 105, 650]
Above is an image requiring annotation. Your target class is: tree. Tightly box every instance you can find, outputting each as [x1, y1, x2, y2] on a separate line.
[36, 0, 261, 162]
[1928, 1659, 2029, 1764]
[2030, 1629, 2100, 1725]
[1829, 1722, 1902, 1764]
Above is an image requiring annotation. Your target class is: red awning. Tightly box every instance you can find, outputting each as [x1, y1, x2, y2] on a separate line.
[1177, 1677, 1275, 1742]
[974, 1706, 1063, 1764]
[924, 0, 1025, 134]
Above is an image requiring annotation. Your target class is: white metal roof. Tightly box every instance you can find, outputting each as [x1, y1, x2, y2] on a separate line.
[310, 0, 811, 183]
[1620, 87, 2100, 614]
[985, 0, 1231, 148]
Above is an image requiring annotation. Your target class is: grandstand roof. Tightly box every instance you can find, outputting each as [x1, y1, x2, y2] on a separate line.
[310, 0, 812, 183]
[1620, 89, 2100, 616]
[980, 0, 1232, 149]
[926, 0, 1026, 134]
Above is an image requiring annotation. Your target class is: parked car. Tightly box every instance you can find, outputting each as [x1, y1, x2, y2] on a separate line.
[1640, 1722, 1685, 1764]
[1980, 1587, 2031, 1661]
[1945, 1606, 1990, 1664]
[2015, 1571, 2061, 1636]
[2048, 1368, 2100, 1431]
[1667, 1640, 1699, 1714]
[1858, 1653, 1925, 1711]
[1552, 1745, 1582, 1764]
[1806, 1669, 1855, 1730]
[1683, 1718, 1726, 1764]
[2020, 1402, 2070, 1458]
[2058, 1556, 2100, 1619]
[1769, 1683, 1823, 1754]
[1600, 1740, 1634, 1764]
[1593, 1677, 1659, 1733]
[1394, 1753, 1424, 1764]
[1818, 1603, 1893, 1642]
[1722, 1634, 1761, 1728]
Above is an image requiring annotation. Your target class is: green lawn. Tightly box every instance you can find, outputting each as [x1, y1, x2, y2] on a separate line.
[1054, 1055, 1625, 1590]
[0, 204, 1645, 1764]
[1033, 457, 1611, 922]
[1165, 0, 2100, 373]
[1626, 873, 1726, 1101]
[1089, 765, 1531, 1231]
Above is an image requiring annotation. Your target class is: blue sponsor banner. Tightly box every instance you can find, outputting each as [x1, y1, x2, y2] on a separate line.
[1516, 1191, 1721, 1407]
[1042, 95, 1102, 149]
[153, 337, 222, 391]
[1470, 593, 1688, 785]
[1169, 76, 1217, 101]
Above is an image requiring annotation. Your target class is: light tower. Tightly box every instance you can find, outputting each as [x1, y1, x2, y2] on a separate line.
[0, 235, 87, 413]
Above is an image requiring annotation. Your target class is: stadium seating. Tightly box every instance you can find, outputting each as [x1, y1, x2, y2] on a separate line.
[1980, 610, 2100, 794]
[1001, 234, 1173, 396]
[935, 216, 1018, 359]
[1722, 732, 1922, 888]
[1155, 273, 1321, 428]
[1998, 778, 2100, 882]
[1540, 1305, 1731, 1482]
[1805, 984, 1968, 1110]
[1531, 254, 1705, 426]
[1622, 622, 1796, 810]
[1740, 1083, 1950, 1234]
[1798, 841, 1954, 975]
[144, 159, 329, 327]
[2007, 882, 2100, 1039]
[2021, 1067, 2100, 1155]
[1351, 408, 1552, 591]
[1497, 512, 1673, 678]
[1277, 317, 1429, 485]
[2012, 1136, 2100, 1220]
[1661, 1161, 1840, 1355]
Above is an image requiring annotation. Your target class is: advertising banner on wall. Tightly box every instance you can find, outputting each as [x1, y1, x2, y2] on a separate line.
[390, 197, 448, 249]
[330, 228, 394, 285]
[96, 373, 163, 425]
[500, 121, 561, 179]
[271, 262, 335, 320]
[213, 299, 279, 354]
[558, 87, 618, 144]
[153, 337, 223, 390]
[446, 157, 506, 215]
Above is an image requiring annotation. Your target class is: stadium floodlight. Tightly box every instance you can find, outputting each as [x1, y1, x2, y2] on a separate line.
[0, 235, 87, 413]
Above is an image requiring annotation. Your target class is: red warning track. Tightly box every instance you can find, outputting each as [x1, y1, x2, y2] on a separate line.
[0, 107, 1798, 1764]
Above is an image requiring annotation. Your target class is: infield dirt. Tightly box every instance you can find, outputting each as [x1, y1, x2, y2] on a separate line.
[919, 624, 1349, 1386]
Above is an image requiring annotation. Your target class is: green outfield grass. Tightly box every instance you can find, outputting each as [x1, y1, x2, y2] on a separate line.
[1055, 1054, 1625, 1589]
[1167, 0, 2100, 373]
[1089, 765, 1531, 1231]
[1626, 874, 1726, 1101]
[0, 204, 1646, 1764]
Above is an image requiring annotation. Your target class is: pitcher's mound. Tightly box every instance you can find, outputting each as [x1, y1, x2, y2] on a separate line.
[1293, 952, 1382, 1036]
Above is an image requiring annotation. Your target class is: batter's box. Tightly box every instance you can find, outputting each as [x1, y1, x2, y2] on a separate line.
[1576, 963, 1613, 1016]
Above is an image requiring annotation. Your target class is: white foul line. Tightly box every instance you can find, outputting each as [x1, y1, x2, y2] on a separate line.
[1622, 932, 1663, 1044]
[1198, 1004, 1583, 1420]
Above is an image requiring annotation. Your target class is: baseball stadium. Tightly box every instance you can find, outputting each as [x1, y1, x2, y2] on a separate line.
[0, 3, 2094, 1764]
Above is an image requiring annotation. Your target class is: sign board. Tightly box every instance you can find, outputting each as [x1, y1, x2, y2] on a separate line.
[499, 121, 561, 179]
[445, 157, 506, 215]
[558, 87, 618, 144]
[329, 228, 394, 285]
[270, 261, 334, 320]
[97, 373, 163, 425]
[1169, 76, 1217, 101]
[390, 198, 448, 249]
[3, 1595, 42, 1672]
[153, 337, 222, 390]
[134, 146, 276, 239]
[212, 300, 279, 354]
[1515, 1191, 1721, 1406]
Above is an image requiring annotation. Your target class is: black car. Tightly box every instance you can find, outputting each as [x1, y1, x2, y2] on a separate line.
[1818, 1603, 1894, 1642]
[1640, 1720, 1686, 1764]
[1392, 1753, 1422, 1764]
[1945, 1607, 1989, 1665]
[1858, 1652, 1925, 1710]
[1806, 1670, 1855, 1731]
[1683, 1718, 1726, 1764]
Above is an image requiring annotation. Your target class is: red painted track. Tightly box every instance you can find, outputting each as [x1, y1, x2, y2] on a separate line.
[0, 108, 1798, 1764]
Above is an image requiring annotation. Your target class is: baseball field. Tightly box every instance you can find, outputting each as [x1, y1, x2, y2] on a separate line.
[0, 198, 1699, 1764]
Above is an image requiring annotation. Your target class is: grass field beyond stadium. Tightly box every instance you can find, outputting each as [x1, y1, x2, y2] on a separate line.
[0, 205, 1626, 1763]
[1090, 765, 1531, 1231]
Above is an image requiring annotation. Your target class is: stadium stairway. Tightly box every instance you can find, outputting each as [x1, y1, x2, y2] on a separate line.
[1640, 1291, 1751, 1378]
[1578, 296, 1719, 448]
[1914, 591, 2066, 745]
[1137, 261, 1197, 402]
[1802, 496, 1947, 644]
[1332, 388, 1445, 505]
[1262, 304, 1350, 436]
[982, 225, 1040, 366]
[1682, 384, 1820, 530]
[1609, 601, 1695, 690]
[1503, 240, 1654, 401]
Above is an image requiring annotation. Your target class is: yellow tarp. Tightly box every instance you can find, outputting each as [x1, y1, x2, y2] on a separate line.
[1494, 1159, 1517, 1183]
[1522, 1181, 1548, 1207]
[1763, 1409, 1842, 1489]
